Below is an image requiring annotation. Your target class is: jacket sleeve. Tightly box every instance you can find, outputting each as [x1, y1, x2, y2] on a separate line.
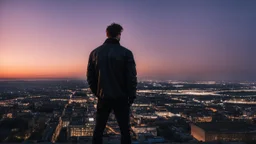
[126, 50, 137, 101]
[86, 52, 97, 96]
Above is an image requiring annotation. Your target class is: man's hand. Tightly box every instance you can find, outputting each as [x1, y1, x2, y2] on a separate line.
[128, 97, 135, 106]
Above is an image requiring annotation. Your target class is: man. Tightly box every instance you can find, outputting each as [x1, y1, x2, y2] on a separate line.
[87, 23, 137, 144]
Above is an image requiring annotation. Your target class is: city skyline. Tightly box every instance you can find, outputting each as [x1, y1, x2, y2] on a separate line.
[0, 80, 256, 143]
[1, 0, 256, 81]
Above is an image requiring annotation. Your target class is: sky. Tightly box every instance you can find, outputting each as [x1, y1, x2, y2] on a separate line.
[0, 0, 256, 81]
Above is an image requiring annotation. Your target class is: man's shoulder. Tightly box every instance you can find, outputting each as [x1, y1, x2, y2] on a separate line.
[119, 45, 129, 51]
[90, 44, 132, 55]
[90, 45, 102, 55]
[119, 45, 133, 54]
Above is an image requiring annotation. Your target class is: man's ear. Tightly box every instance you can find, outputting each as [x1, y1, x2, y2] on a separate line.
[116, 34, 121, 39]
[106, 31, 110, 38]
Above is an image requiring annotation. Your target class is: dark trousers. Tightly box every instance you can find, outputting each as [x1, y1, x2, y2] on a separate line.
[92, 98, 131, 144]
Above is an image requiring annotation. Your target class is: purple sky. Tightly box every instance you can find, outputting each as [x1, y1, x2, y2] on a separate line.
[0, 0, 256, 81]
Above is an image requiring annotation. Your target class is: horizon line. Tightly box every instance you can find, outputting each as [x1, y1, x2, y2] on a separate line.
[0, 77, 254, 83]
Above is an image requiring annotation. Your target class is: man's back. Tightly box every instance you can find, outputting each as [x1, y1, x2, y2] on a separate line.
[87, 38, 137, 100]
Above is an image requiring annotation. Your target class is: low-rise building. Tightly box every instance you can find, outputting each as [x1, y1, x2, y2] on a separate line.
[191, 122, 256, 142]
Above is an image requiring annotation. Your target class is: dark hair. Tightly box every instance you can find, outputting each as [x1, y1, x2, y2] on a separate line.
[106, 23, 123, 38]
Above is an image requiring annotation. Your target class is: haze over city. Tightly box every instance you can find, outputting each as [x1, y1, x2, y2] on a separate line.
[1, 0, 256, 81]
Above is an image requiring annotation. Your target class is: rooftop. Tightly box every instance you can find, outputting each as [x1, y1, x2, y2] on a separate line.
[194, 122, 256, 133]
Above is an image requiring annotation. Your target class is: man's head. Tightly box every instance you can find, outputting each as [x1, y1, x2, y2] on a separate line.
[106, 23, 123, 41]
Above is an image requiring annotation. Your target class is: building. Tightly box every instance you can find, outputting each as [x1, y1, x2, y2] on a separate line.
[155, 111, 180, 117]
[132, 126, 157, 137]
[182, 113, 212, 123]
[191, 122, 256, 142]
[67, 123, 94, 138]
[62, 116, 70, 128]
[67, 117, 95, 139]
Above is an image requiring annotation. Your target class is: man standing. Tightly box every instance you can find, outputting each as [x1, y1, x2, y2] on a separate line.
[87, 23, 137, 144]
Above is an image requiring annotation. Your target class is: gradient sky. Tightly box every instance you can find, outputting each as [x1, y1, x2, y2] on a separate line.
[0, 0, 256, 81]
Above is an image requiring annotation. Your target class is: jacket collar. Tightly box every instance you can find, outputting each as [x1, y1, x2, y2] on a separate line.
[103, 38, 120, 45]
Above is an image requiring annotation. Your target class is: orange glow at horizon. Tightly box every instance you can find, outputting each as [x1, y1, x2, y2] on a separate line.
[0, 64, 85, 78]
[0, 55, 150, 79]
[0, 63, 151, 79]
